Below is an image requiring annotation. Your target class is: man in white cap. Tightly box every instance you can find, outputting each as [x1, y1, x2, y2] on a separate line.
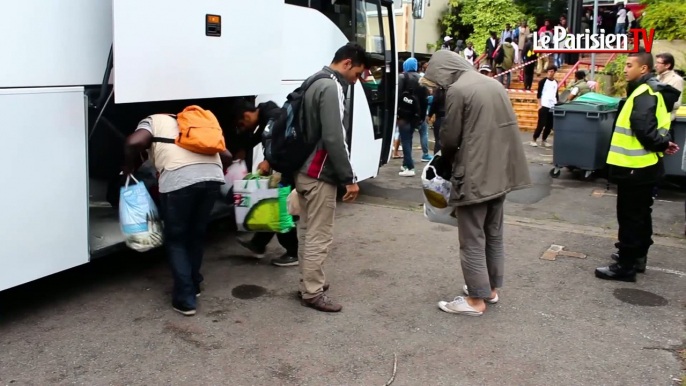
[441, 36, 452, 51]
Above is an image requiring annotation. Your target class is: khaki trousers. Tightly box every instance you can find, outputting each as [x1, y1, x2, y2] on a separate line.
[295, 173, 337, 300]
[536, 55, 549, 75]
[456, 196, 506, 299]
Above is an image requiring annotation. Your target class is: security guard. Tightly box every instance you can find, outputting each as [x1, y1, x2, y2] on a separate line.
[595, 50, 680, 282]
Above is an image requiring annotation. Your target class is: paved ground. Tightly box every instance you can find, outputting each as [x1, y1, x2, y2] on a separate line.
[1, 132, 685, 386]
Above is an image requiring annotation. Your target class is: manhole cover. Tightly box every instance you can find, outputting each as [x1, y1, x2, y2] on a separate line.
[613, 288, 668, 307]
[232, 284, 267, 300]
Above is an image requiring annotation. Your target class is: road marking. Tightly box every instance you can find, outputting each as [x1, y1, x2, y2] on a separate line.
[353, 199, 686, 250]
[645, 266, 686, 277]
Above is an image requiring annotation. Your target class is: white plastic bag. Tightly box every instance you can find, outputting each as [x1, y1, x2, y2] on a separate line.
[220, 160, 249, 197]
[287, 189, 300, 216]
[421, 162, 458, 227]
[233, 176, 295, 233]
[119, 175, 164, 252]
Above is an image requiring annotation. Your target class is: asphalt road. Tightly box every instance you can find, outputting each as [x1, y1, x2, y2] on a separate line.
[1, 132, 685, 385]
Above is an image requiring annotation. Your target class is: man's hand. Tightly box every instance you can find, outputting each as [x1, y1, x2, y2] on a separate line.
[665, 141, 680, 155]
[342, 183, 360, 202]
[257, 160, 271, 175]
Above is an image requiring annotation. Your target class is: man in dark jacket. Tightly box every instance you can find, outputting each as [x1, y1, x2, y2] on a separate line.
[235, 100, 300, 268]
[296, 42, 368, 312]
[486, 32, 498, 69]
[428, 85, 446, 155]
[397, 57, 430, 176]
[596, 50, 680, 282]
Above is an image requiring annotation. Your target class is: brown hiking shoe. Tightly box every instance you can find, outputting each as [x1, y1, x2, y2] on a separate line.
[296, 283, 330, 299]
[301, 294, 342, 312]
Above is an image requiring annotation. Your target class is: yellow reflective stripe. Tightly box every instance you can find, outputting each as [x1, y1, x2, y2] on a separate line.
[608, 145, 651, 157]
[613, 126, 633, 136]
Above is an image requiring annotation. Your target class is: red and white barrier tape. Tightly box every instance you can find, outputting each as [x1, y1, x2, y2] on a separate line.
[489, 53, 552, 78]
[506, 89, 538, 93]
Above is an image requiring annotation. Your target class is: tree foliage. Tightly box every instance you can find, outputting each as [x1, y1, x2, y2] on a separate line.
[458, 0, 534, 54]
[514, 0, 567, 27]
[639, 0, 686, 41]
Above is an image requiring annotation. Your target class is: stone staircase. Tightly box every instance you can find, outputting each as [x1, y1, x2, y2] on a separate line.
[507, 53, 615, 131]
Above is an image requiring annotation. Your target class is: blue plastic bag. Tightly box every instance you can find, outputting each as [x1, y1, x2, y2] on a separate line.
[119, 175, 163, 252]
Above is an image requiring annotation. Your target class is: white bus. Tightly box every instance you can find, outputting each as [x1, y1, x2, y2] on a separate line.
[0, 0, 398, 292]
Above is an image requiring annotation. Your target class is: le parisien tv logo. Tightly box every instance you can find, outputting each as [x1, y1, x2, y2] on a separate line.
[533, 27, 656, 54]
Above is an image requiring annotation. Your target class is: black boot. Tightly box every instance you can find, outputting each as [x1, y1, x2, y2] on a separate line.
[610, 252, 647, 273]
[595, 263, 637, 282]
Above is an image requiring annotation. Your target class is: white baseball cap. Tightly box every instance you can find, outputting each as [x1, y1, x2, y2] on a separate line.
[444, 36, 453, 42]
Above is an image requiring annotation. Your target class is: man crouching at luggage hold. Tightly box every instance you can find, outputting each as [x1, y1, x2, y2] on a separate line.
[296, 42, 369, 312]
[420, 50, 532, 317]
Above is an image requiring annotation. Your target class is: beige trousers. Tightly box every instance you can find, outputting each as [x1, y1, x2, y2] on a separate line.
[295, 173, 337, 300]
[536, 55, 549, 75]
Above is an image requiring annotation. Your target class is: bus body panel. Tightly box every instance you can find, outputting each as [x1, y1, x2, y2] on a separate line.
[0, 87, 89, 292]
[112, 0, 284, 104]
[0, 1, 113, 89]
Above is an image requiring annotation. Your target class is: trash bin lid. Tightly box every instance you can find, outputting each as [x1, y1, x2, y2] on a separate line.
[574, 92, 621, 109]
[553, 100, 617, 112]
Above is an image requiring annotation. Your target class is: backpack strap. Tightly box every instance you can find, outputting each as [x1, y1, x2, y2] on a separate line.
[152, 137, 175, 144]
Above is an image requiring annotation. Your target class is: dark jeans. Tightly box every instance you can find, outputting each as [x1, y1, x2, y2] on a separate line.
[533, 106, 554, 141]
[398, 120, 418, 170]
[524, 64, 535, 90]
[497, 67, 511, 89]
[251, 228, 298, 256]
[616, 183, 654, 263]
[433, 116, 444, 155]
[160, 181, 220, 309]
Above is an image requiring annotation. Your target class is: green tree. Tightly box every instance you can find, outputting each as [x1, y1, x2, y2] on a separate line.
[639, 0, 686, 41]
[514, 0, 567, 26]
[428, 0, 473, 51]
[459, 0, 534, 53]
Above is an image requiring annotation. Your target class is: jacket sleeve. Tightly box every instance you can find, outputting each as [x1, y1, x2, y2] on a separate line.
[630, 92, 671, 153]
[318, 81, 356, 185]
[418, 82, 430, 121]
[440, 88, 464, 163]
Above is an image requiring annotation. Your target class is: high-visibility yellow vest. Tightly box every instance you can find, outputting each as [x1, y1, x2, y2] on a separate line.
[606, 83, 671, 168]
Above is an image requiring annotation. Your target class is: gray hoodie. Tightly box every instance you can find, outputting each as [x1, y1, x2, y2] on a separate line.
[422, 50, 532, 206]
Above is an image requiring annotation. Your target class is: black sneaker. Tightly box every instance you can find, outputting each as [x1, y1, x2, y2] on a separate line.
[172, 303, 196, 316]
[271, 254, 299, 267]
[237, 239, 266, 258]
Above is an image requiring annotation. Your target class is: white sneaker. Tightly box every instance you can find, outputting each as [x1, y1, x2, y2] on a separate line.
[529, 141, 538, 147]
[437, 296, 483, 316]
[542, 141, 552, 148]
[399, 169, 416, 177]
[462, 285, 499, 304]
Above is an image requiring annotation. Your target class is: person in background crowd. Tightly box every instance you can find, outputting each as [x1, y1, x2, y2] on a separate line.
[536, 21, 552, 75]
[517, 21, 530, 67]
[496, 38, 515, 89]
[420, 50, 531, 317]
[598, 49, 680, 282]
[479, 64, 492, 76]
[500, 24, 514, 44]
[556, 16, 568, 67]
[454, 37, 465, 55]
[428, 81, 446, 154]
[486, 32, 498, 69]
[655, 53, 684, 122]
[626, 7, 635, 30]
[296, 42, 367, 312]
[234, 100, 300, 268]
[655, 52, 685, 235]
[601, 7, 614, 35]
[522, 35, 537, 90]
[567, 70, 591, 101]
[441, 36, 452, 51]
[398, 58, 430, 176]
[392, 59, 405, 159]
[463, 42, 477, 65]
[420, 61, 428, 76]
[531, 66, 558, 147]
[615, 5, 627, 35]
[123, 110, 233, 317]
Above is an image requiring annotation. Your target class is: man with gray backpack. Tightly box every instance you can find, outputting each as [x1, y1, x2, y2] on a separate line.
[397, 57, 429, 177]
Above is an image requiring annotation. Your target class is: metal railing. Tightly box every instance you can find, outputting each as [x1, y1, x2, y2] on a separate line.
[558, 53, 617, 89]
